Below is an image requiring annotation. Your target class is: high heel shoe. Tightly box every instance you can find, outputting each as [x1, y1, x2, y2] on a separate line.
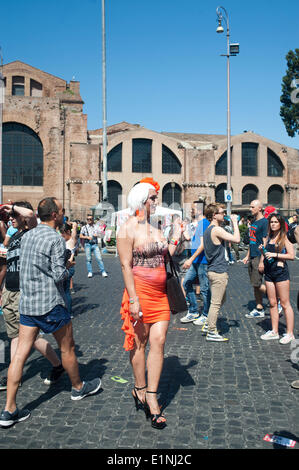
[145, 391, 167, 429]
[132, 385, 147, 414]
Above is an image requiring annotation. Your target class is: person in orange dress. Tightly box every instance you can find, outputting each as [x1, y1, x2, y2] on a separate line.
[117, 179, 184, 429]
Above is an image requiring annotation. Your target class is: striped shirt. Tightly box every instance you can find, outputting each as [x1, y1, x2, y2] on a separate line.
[19, 224, 68, 316]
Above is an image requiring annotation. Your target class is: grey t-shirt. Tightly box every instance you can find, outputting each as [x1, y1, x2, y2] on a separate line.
[203, 225, 228, 273]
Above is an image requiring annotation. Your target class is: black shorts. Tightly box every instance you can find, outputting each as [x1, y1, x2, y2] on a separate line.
[264, 266, 289, 283]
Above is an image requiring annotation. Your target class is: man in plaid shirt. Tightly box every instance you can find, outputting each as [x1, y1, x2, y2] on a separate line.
[0, 197, 102, 428]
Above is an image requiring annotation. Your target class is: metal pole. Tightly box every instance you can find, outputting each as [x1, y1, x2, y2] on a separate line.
[102, 0, 108, 201]
[226, 20, 231, 216]
[0, 48, 3, 205]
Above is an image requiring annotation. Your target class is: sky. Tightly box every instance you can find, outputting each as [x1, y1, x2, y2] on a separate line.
[1, 0, 298, 149]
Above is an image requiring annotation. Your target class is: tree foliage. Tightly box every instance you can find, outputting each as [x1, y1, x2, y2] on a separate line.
[280, 49, 299, 138]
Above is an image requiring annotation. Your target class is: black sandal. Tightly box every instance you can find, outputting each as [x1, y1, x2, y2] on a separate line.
[145, 391, 167, 429]
[132, 385, 147, 414]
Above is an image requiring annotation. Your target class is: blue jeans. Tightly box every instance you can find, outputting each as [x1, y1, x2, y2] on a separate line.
[85, 243, 106, 274]
[183, 263, 211, 316]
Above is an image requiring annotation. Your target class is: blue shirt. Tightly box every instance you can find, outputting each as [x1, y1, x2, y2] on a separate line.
[7, 226, 18, 237]
[191, 217, 210, 264]
[249, 217, 268, 258]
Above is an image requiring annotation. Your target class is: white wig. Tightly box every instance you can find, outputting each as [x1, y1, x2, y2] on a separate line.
[127, 183, 156, 215]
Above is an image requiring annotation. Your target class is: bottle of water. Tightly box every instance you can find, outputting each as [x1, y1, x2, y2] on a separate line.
[261, 246, 275, 264]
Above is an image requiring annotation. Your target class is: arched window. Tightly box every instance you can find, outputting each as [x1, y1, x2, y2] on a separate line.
[242, 184, 258, 205]
[107, 143, 122, 172]
[242, 143, 258, 176]
[107, 180, 122, 211]
[132, 138, 152, 173]
[162, 145, 181, 174]
[162, 183, 182, 208]
[268, 185, 284, 207]
[215, 148, 233, 175]
[215, 183, 227, 203]
[3, 122, 43, 186]
[267, 148, 283, 177]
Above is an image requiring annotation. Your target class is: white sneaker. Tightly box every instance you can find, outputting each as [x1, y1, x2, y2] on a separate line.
[206, 330, 229, 342]
[180, 312, 199, 323]
[261, 330, 279, 341]
[193, 315, 207, 326]
[88, 273, 93, 278]
[279, 333, 295, 345]
[245, 308, 265, 318]
[102, 271, 108, 278]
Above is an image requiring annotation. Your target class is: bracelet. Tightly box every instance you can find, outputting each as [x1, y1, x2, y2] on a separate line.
[170, 238, 179, 246]
[129, 297, 139, 304]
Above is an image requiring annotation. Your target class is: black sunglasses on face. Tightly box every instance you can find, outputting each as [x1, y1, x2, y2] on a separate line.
[148, 196, 158, 202]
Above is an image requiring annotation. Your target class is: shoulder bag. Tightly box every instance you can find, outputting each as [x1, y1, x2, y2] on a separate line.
[164, 253, 188, 315]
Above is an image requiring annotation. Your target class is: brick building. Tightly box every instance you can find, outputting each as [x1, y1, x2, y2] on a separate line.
[2, 61, 100, 219]
[2, 61, 299, 219]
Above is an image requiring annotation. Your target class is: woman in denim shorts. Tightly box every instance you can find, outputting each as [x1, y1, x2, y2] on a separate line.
[258, 213, 295, 344]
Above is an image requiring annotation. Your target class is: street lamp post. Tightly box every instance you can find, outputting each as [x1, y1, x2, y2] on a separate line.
[101, 0, 108, 202]
[216, 6, 239, 216]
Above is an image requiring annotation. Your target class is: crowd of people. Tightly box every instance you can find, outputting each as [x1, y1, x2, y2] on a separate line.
[0, 181, 298, 430]
[0, 199, 108, 427]
[116, 179, 299, 430]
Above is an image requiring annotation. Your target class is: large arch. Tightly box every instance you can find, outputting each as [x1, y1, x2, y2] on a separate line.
[2, 122, 43, 186]
[242, 184, 258, 205]
[107, 143, 122, 172]
[162, 144, 181, 174]
[267, 184, 284, 207]
[267, 148, 284, 177]
[215, 147, 233, 176]
[107, 180, 122, 212]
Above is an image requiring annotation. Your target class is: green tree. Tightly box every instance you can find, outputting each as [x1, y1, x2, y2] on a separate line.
[280, 48, 299, 138]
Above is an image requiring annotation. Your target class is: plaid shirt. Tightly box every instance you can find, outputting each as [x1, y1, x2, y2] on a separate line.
[19, 224, 68, 316]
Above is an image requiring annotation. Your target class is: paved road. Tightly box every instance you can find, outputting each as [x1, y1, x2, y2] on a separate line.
[0, 251, 298, 450]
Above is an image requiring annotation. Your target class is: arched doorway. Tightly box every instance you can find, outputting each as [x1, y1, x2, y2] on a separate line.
[215, 183, 227, 203]
[242, 184, 258, 205]
[267, 185, 284, 207]
[162, 182, 182, 208]
[107, 180, 122, 211]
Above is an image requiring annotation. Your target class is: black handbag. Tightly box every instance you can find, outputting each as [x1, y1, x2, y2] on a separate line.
[165, 254, 188, 315]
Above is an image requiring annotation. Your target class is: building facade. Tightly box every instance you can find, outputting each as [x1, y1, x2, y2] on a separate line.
[2, 61, 299, 219]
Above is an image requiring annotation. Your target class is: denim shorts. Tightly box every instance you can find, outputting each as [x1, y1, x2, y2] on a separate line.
[20, 305, 71, 334]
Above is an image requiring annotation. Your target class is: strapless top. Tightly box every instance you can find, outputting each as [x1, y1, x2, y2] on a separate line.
[132, 241, 168, 268]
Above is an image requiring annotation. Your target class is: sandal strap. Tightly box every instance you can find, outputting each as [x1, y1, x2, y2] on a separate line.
[134, 385, 147, 391]
[146, 391, 157, 394]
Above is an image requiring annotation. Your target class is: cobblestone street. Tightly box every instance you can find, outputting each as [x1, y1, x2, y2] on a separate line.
[0, 251, 298, 450]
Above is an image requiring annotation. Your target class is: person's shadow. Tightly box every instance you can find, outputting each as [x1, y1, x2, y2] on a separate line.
[157, 356, 197, 411]
[23, 357, 108, 414]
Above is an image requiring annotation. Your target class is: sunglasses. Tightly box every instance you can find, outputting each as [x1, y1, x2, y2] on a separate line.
[148, 195, 158, 202]
[10, 211, 19, 218]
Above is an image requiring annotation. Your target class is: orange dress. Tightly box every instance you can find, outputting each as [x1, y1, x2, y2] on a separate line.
[120, 241, 170, 351]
